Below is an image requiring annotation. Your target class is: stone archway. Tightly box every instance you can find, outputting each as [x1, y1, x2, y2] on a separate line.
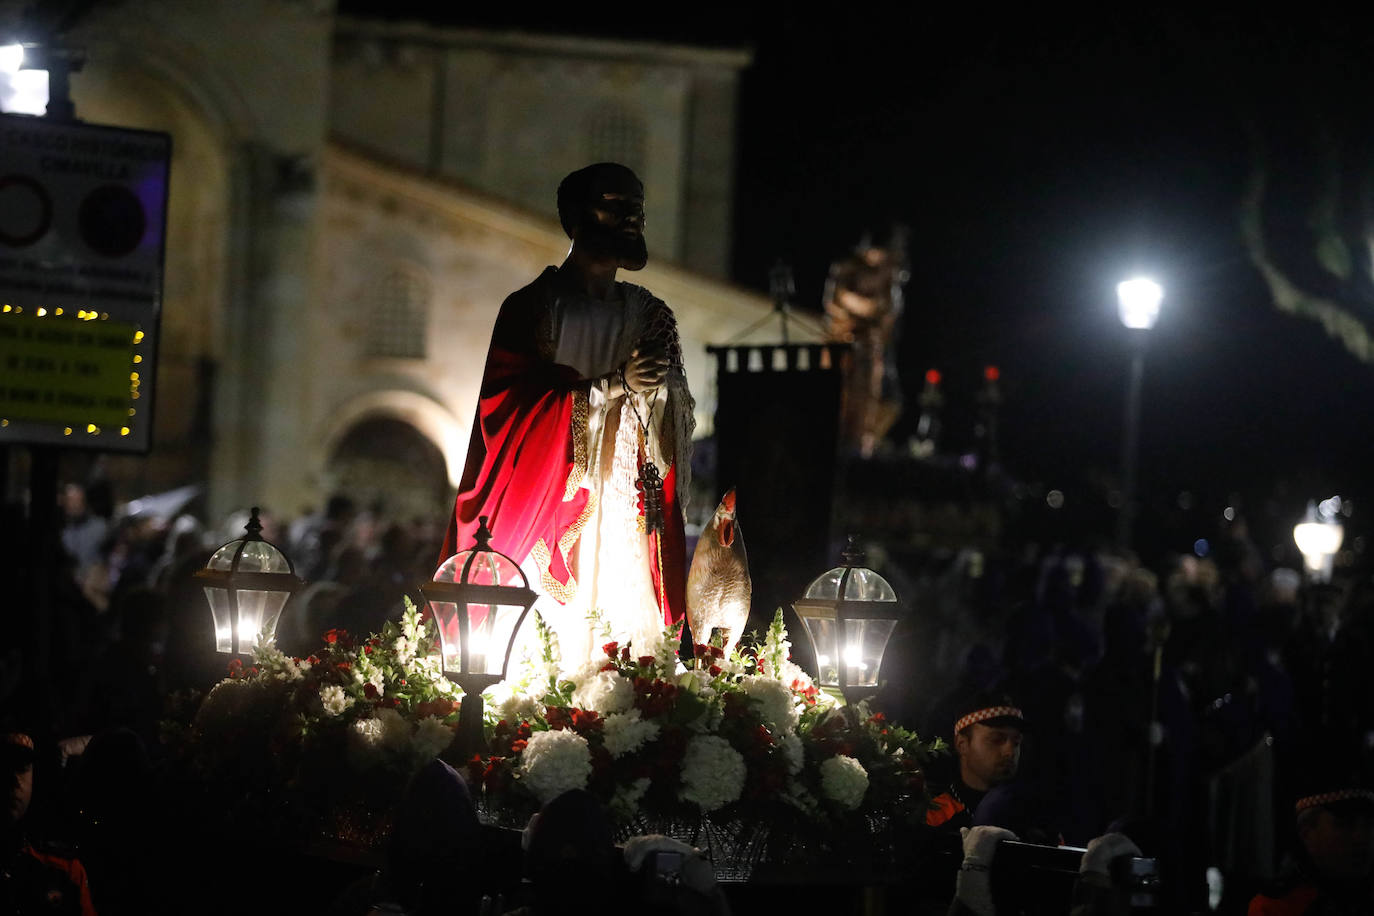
[324, 416, 450, 523]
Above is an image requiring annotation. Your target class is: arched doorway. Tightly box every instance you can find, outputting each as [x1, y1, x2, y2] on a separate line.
[325, 416, 451, 523]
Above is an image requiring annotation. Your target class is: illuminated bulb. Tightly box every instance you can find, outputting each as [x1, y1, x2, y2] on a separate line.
[2, 305, 10, 312]
[54, 308, 62, 315]
[12, 306, 20, 314]
[86, 424, 98, 433]
[130, 372, 139, 381]
[76, 310, 86, 318]
[1, 419, 8, 427]
[131, 392, 140, 400]
[843, 645, 867, 670]
[0, 44, 22, 74]
[133, 330, 144, 343]
[120, 427, 130, 436]
[63, 427, 72, 436]
[1117, 277, 1164, 330]
[816, 653, 832, 669]
[35, 307, 46, 316]
[133, 355, 142, 363]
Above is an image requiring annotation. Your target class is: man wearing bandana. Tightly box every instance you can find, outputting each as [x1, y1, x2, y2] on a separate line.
[441, 163, 693, 664]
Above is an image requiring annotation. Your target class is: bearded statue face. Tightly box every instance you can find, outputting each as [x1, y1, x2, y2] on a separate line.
[559, 163, 648, 271]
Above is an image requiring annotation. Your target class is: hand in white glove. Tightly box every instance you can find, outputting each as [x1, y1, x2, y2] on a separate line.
[623, 834, 716, 896]
[1079, 832, 1142, 878]
[955, 825, 1018, 916]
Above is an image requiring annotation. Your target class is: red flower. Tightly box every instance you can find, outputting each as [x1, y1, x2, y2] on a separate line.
[571, 708, 603, 733]
[708, 665, 722, 677]
[510, 739, 528, 753]
[545, 706, 571, 730]
[337, 661, 352, 672]
[516, 721, 532, 739]
[399, 678, 407, 686]
[324, 630, 339, 644]
[307, 655, 320, 666]
[621, 647, 632, 662]
[364, 683, 379, 699]
[603, 641, 619, 658]
[638, 656, 654, 668]
[363, 645, 373, 655]
[601, 662, 618, 673]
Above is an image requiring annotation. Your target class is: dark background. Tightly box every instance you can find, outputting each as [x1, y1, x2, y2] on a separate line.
[340, 6, 1374, 563]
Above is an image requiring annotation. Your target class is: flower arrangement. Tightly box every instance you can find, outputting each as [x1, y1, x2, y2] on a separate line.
[168, 599, 460, 843]
[468, 608, 944, 838]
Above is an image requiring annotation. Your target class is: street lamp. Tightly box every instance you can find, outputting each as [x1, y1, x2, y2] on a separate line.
[195, 506, 300, 655]
[1293, 499, 1344, 584]
[419, 516, 538, 756]
[1115, 276, 1163, 549]
[792, 536, 903, 705]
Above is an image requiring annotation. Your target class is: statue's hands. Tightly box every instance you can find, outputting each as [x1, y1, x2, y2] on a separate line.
[622, 343, 669, 393]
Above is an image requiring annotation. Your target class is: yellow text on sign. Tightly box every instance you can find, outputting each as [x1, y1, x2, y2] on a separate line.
[0, 312, 139, 429]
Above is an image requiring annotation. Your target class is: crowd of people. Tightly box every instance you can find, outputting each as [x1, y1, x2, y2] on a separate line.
[0, 478, 1370, 914]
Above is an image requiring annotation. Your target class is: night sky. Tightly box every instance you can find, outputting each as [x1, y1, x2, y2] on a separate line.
[343, 5, 1374, 561]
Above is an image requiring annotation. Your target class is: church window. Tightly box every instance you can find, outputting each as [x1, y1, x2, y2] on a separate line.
[366, 263, 430, 359]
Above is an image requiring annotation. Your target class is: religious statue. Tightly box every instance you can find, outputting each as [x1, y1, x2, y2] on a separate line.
[440, 163, 694, 664]
[823, 229, 909, 457]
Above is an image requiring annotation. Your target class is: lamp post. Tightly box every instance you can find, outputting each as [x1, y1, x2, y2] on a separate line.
[792, 536, 903, 705]
[1293, 499, 1344, 584]
[1115, 277, 1163, 550]
[419, 516, 538, 757]
[195, 507, 300, 656]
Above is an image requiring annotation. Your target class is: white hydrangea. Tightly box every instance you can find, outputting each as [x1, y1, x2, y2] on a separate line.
[571, 669, 634, 715]
[519, 729, 592, 804]
[348, 716, 385, 768]
[679, 735, 745, 812]
[820, 754, 869, 810]
[377, 707, 413, 753]
[319, 684, 353, 717]
[412, 716, 454, 760]
[741, 674, 800, 734]
[602, 709, 660, 758]
[779, 732, 804, 776]
[610, 776, 651, 818]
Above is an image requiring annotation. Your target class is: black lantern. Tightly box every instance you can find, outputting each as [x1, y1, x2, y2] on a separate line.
[195, 506, 300, 655]
[792, 536, 903, 705]
[419, 516, 538, 755]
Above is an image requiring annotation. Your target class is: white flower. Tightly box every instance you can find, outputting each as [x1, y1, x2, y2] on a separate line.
[571, 669, 634, 715]
[369, 669, 385, 696]
[820, 755, 868, 810]
[652, 624, 682, 673]
[679, 735, 745, 812]
[610, 777, 651, 818]
[741, 674, 800, 734]
[486, 681, 542, 724]
[394, 635, 414, 663]
[780, 732, 804, 776]
[377, 707, 413, 753]
[412, 716, 454, 759]
[519, 729, 592, 804]
[680, 668, 717, 700]
[319, 684, 353, 717]
[348, 716, 385, 768]
[602, 709, 660, 758]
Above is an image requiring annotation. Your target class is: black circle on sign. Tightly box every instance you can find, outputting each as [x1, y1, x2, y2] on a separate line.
[78, 184, 147, 258]
[0, 174, 54, 247]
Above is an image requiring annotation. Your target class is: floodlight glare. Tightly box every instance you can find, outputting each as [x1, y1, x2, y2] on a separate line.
[0, 45, 22, 74]
[1117, 277, 1164, 330]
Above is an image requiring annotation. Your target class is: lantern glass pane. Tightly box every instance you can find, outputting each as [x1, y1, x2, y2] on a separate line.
[208, 538, 291, 573]
[842, 617, 898, 688]
[204, 585, 234, 653]
[804, 565, 897, 602]
[236, 589, 289, 651]
[435, 548, 523, 588]
[799, 614, 839, 687]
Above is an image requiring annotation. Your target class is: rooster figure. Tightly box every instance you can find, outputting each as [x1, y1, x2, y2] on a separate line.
[686, 489, 751, 655]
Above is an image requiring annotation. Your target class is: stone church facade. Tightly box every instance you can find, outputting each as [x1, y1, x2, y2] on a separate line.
[7, 0, 788, 526]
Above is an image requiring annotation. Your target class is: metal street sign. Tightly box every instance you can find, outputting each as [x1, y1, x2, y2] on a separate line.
[0, 111, 170, 452]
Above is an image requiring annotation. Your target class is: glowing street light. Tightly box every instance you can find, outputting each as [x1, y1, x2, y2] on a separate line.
[195, 507, 300, 656]
[1115, 276, 1164, 549]
[1293, 499, 1345, 584]
[1117, 277, 1164, 330]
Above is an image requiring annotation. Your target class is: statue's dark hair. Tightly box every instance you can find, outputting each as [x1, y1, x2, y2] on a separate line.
[556, 162, 643, 237]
